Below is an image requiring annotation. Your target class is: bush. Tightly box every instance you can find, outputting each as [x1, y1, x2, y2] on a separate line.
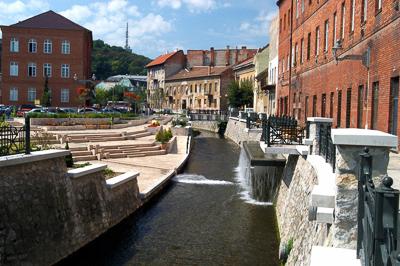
[172, 117, 188, 127]
[26, 112, 137, 119]
[155, 128, 173, 144]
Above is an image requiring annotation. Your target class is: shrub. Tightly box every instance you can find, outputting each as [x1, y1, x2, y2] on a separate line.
[64, 142, 74, 167]
[155, 128, 173, 144]
[148, 120, 160, 127]
[172, 117, 188, 127]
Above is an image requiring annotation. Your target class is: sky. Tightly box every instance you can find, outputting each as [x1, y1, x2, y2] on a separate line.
[0, 0, 278, 59]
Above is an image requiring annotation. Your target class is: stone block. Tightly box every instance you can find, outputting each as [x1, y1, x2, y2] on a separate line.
[332, 128, 398, 148]
[316, 207, 334, 224]
[311, 185, 335, 208]
[310, 246, 360, 266]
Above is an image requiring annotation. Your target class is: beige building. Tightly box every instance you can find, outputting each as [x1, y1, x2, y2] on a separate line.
[165, 66, 233, 111]
[254, 45, 270, 114]
[145, 50, 186, 109]
[232, 57, 256, 109]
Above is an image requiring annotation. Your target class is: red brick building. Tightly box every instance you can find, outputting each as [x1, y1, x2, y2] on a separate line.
[0, 10, 92, 107]
[277, 0, 400, 137]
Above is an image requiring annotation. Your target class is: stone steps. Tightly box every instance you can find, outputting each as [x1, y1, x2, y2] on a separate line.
[126, 150, 167, 157]
[69, 147, 88, 152]
[71, 151, 93, 156]
[73, 155, 98, 162]
[130, 132, 152, 138]
[125, 130, 147, 136]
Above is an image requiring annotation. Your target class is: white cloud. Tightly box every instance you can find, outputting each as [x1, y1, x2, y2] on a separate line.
[0, 0, 49, 15]
[239, 10, 277, 37]
[60, 5, 92, 23]
[156, 0, 216, 12]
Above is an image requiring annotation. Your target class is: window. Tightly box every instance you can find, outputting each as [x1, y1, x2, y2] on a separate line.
[296, 0, 300, 18]
[337, 90, 342, 127]
[330, 92, 334, 118]
[321, 93, 327, 117]
[215, 82, 218, 92]
[346, 88, 352, 128]
[357, 85, 364, 128]
[376, 0, 382, 13]
[324, 20, 329, 52]
[27, 88, 36, 102]
[43, 63, 52, 77]
[305, 96, 309, 118]
[312, 95, 317, 116]
[44, 39, 52, 54]
[61, 89, 70, 103]
[61, 40, 70, 54]
[315, 26, 320, 56]
[28, 39, 37, 53]
[10, 62, 18, 76]
[294, 42, 298, 66]
[61, 64, 70, 78]
[300, 38, 304, 64]
[282, 58, 285, 72]
[10, 88, 18, 101]
[287, 55, 290, 70]
[341, 2, 346, 39]
[333, 12, 337, 45]
[288, 9, 291, 27]
[28, 63, 37, 77]
[371, 82, 379, 129]
[301, 0, 305, 13]
[361, 0, 368, 22]
[307, 32, 311, 60]
[350, 0, 355, 32]
[284, 14, 287, 30]
[10, 38, 19, 52]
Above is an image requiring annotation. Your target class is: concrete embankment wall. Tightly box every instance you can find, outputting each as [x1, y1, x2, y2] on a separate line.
[0, 151, 141, 266]
[190, 121, 219, 133]
[224, 118, 262, 144]
[276, 155, 330, 265]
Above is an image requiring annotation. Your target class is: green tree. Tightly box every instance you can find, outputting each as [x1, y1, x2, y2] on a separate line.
[94, 88, 110, 106]
[227, 80, 254, 108]
[41, 76, 51, 107]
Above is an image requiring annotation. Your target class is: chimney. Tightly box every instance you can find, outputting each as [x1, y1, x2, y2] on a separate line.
[210, 47, 215, 66]
[225, 45, 230, 66]
[235, 48, 239, 64]
[241, 46, 247, 50]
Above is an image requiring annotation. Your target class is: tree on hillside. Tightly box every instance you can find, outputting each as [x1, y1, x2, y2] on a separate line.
[92, 40, 151, 80]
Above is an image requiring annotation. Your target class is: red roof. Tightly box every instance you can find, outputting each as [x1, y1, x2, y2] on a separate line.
[146, 51, 180, 68]
[9, 10, 89, 31]
[166, 66, 231, 81]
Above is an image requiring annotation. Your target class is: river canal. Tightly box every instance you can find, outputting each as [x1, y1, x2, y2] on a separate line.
[57, 131, 279, 266]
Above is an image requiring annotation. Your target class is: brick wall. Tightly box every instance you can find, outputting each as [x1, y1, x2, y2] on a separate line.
[0, 27, 92, 107]
[277, 0, 400, 137]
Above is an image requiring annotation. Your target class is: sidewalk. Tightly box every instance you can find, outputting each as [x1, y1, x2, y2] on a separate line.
[388, 151, 400, 190]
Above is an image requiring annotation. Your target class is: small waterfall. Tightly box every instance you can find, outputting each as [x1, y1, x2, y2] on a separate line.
[235, 147, 284, 204]
[173, 174, 234, 185]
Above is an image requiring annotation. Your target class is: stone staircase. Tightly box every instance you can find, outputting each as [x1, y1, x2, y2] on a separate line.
[61, 130, 152, 144]
[70, 142, 167, 162]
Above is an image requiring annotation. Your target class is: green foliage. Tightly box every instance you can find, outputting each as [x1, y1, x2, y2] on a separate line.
[72, 162, 91, 169]
[41, 76, 51, 107]
[155, 128, 173, 144]
[92, 40, 151, 80]
[103, 167, 115, 178]
[26, 112, 137, 119]
[227, 80, 254, 108]
[64, 142, 74, 168]
[94, 88, 109, 106]
[172, 117, 188, 127]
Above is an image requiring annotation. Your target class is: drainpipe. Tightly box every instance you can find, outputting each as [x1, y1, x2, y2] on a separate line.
[288, 0, 294, 117]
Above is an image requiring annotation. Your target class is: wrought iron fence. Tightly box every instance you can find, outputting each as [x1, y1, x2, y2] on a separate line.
[357, 148, 400, 266]
[262, 115, 305, 146]
[319, 123, 336, 172]
[0, 117, 31, 156]
[188, 110, 228, 121]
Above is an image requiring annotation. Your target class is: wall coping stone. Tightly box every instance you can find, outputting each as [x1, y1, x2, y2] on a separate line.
[67, 164, 107, 179]
[106, 171, 139, 189]
[307, 117, 333, 123]
[310, 246, 360, 266]
[332, 128, 398, 148]
[0, 150, 70, 167]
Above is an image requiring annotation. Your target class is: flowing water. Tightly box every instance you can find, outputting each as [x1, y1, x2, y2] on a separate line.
[57, 131, 279, 266]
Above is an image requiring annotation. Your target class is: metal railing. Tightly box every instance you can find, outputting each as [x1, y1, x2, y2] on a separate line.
[188, 110, 228, 121]
[263, 115, 305, 146]
[0, 117, 31, 156]
[319, 123, 336, 172]
[357, 148, 400, 266]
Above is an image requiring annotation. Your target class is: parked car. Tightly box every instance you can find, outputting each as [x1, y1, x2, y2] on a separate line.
[77, 107, 97, 114]
[101, 108, 121, 114]
[17, 104, 38, 117]
[45, 107, 65, 114]
[27, 108, 46, 114]
[60, 107, 77, 113]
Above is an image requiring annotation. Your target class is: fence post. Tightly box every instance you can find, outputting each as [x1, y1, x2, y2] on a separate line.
[357, 147, 372, 258]
[266, 119, 271, 147]
[25, 116, 31, 154]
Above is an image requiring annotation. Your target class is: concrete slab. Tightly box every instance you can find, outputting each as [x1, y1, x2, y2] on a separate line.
[243, 141, 286, 167]
[310, 246, 360, 266]
[332, 128, 398, 148]
[307, 117, 333, 123]
[316, 207, 334, 224]
[260, 142, 302, 155]
[311, 185, 335, 208]
[106, 171, 140, 189]
[67, 164, 107, 179]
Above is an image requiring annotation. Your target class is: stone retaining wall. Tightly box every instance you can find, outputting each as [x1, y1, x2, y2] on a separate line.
[276, 155, 331, 266]
[0, 151, 141, 265]
[224, 118, 262, 144]
[31, 117, 121, 126]
[190, 121, 219, 133]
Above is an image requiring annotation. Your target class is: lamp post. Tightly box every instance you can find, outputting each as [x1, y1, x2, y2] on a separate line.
[332, 41, 371, 129]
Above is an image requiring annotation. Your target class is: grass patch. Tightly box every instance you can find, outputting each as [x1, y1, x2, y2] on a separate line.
[72, 162, 91, 169]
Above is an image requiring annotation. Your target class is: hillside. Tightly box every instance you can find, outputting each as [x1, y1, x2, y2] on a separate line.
[92, 40, 151, 80]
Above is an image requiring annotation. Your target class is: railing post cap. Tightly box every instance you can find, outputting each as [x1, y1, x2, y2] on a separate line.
[382, 175, 394, 189]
